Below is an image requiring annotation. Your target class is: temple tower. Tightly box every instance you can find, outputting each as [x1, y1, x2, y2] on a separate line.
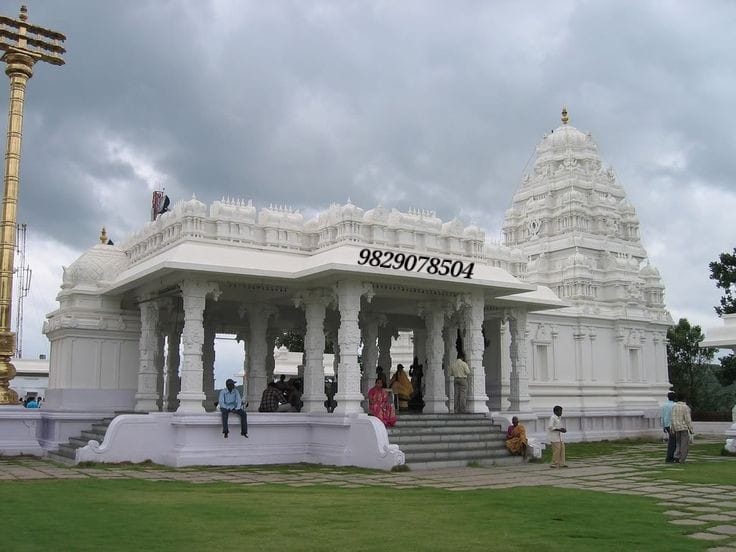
[502, 108, 672, 415]
[503, 108, 668, 319]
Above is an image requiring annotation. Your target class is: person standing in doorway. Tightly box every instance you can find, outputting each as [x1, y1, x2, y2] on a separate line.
[219, 379, 248, 438]
[548, 405, 567, 468]
[449, 353, 470, 413]
[661, 391, 677, 463]
[671, 394, 694, 463]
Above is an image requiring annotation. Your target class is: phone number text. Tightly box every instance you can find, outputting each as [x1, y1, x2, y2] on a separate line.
[357, 248, 475, 279]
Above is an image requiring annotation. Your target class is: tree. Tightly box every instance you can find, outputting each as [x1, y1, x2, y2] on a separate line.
[715, 353, 736, 387]
[667, 318, 716, 407]
[275, 330, 334, 354]
[275, 331, 304, 352]
[709, 248, 736, 316]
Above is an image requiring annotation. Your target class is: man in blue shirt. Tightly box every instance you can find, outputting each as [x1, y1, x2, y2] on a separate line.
[218, 379, 248, 438]
[661, 391, 676, 462]
[24, 396, 39, 408]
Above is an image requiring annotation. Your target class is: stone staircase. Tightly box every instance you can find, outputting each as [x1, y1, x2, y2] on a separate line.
[388, 413, 524, 470]
[47, 415, 118, 464]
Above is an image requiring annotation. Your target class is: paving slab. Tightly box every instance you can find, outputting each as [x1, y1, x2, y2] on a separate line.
[689, 533, 730, 541]
[669, 519, 707, 526]
[710, 526, 736, 536]
[699, 515, 736, 522]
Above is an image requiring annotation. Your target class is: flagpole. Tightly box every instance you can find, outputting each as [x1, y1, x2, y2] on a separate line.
[0, 6, 65, 404]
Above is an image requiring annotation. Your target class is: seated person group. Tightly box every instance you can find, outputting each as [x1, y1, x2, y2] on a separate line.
[258, 375, 304, 413]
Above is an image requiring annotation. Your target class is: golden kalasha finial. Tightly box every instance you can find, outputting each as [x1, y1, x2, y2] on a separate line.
[561, 106, 569, 125]
[99, 226, 108, 244]
[19, 5, 27, 21]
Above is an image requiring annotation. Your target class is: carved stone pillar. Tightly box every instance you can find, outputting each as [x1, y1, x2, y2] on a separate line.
[235, 320, 249, 400]
[464, 292, 489, 413]
[443, 319, 458, 412]
[135, 299, 161, 412]
[360, 314, 381, 397]
[266, 330, 278, 383]
[164, 321, 182, 412]
[297, 290, 331, 413]
[413, 329, 427, 365]
[500, 321, 511, 406]
[334, 281, 370, 414]
[483, 318, 503, 411]
[177, 280, 220, 413]
[377, 323, 393, 374]
[202, 316, 217, 411]
[508, 309, 531, 412]
[245, 304, 275, 412]
[422, 306, 447, 413]
[155, 332, 165, 411]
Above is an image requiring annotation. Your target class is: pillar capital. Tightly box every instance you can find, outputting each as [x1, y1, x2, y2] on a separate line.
[179, 279, 221, 301]
[293, 288, 335, 310]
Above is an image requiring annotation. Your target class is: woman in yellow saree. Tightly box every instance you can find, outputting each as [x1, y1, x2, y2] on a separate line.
[505, 416, 528, 458]
[389, 364, 413, 410]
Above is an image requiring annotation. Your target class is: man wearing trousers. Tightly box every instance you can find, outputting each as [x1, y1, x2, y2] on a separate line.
[671, 394, 694, 463]
[661, 391, 677, 463]
[449, 353, 470, 413]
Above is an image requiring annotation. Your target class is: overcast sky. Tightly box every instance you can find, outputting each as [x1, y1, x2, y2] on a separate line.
[4, 1, 736, 380]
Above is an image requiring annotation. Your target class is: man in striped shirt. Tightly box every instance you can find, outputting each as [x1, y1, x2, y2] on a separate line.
[671, 394, 694, 463]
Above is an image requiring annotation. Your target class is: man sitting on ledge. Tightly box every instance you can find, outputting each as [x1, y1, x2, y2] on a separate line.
[219, 379, 248, 438]
[259, 381, 286, 412]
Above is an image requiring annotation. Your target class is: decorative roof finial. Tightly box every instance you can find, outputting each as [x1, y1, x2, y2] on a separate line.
[99, 226, 108, 244]
[561, 106, 569, 125]
[19, 5, 28, 21]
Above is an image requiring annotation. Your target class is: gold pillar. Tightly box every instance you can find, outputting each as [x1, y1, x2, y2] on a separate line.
[0, 51, 33, 404]
[0, 6, 65, 404]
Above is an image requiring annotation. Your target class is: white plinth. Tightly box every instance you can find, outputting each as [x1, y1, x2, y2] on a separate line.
[75, 412, 405, 470]
[0, 407, 43, 455]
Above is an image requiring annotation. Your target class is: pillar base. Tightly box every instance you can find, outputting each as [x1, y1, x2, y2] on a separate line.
[0, 385, 18, 405]
[422, 398, 449, 414]
[466, 399, 490, 414]
[333, 392, 365, 415]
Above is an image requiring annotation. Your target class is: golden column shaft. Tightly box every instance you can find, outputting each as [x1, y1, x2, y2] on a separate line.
[0, 52, 34, 404]
[0, 53, 33, 330]
[0, 6, 65, 404]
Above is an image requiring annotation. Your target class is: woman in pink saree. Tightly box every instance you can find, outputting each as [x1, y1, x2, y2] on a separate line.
[368, 378, 397, 428]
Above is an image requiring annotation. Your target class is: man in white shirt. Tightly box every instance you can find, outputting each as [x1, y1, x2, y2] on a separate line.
[671, 394, 694, 463]
[449, 353, 471, 413]
[547, 405, 567, 468]
[219, 378, 248, 438]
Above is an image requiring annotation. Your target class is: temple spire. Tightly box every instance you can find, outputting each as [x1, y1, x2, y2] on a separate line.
[561, 106, 569, 125]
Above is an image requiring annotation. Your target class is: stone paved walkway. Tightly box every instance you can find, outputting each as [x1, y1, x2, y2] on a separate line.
[2, 439, 736, 551]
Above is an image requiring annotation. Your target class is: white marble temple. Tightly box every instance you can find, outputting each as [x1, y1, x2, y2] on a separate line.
[0, 110, 677, 466]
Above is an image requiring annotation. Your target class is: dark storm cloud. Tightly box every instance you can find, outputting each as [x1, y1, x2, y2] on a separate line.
[3, 0, 736, 357]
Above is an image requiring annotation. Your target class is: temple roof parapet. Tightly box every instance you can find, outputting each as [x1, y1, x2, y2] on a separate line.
[118, 197, 505, 263]
[56, 199, 528, 294]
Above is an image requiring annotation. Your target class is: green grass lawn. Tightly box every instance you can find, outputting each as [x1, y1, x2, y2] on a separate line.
[539, 437, 661, 462]
[0, 479, 711, 552]
[651, 459, 736, 485]
[4, 439, 734, 551]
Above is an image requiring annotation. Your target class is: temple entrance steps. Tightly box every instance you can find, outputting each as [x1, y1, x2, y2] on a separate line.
[387, 413, 524, 470]
[46, 412, 138, 465]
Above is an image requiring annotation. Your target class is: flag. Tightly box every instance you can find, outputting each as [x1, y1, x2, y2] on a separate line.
[151, 191, 170, 221]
